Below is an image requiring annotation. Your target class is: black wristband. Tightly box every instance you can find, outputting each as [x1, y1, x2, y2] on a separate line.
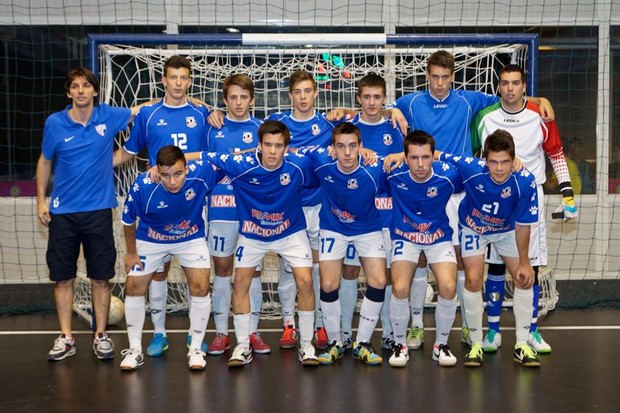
[558, 182, 574, 197]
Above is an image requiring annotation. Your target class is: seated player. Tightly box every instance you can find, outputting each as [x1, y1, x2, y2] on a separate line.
[119, 145, 221, 371]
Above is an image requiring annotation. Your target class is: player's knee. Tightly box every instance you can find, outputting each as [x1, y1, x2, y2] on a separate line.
[437, 282, 456, 300]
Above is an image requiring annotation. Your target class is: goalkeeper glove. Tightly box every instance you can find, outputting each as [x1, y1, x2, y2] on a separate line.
[554, 186, 578, 221]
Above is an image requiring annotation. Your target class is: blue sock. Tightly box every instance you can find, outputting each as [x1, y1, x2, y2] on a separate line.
[485, 263, 505, 332]
[530, 269, 540, 333]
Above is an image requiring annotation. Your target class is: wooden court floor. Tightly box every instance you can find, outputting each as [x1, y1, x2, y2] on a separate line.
[0, 308, 618, 413]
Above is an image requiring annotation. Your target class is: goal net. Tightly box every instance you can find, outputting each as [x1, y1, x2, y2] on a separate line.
[75, 33, 549, 324]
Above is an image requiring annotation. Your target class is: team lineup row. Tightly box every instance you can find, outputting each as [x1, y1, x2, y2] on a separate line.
[36, 50, 577, 371]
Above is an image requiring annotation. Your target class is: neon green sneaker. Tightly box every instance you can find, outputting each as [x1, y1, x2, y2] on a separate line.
[463, 343, 484, 367]
[406, 327, 424, 350]
[514, 343, 541, 367]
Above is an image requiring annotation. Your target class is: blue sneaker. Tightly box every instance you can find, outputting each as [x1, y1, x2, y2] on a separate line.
[146, 333, 169, 357]
[187, 335, 209, 353]
[353, 341, 383, 365]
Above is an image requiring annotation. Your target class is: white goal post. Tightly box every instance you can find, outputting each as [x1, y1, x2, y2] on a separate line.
[75, 32, 552, 325]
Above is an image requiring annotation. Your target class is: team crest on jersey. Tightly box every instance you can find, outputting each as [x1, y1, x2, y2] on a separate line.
[186, 116, 197, 128]
[311, 123, 321, 136]
[427, 186, 438, 198]
[185, 188, 196, 201]
[280, 173, 291, 186]
[383, 134, 393, 146]
[242, 132, 254, 144]
[347, 179, 358, 189]
[501, 187, 512, 198]
[95, 124, 107, 136]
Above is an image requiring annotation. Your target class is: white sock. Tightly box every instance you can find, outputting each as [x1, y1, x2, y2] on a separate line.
[188, 294, 211, 351]
[149, 279, 167, 335]
[212, 275, 232, 335]
[463, 288, 484, 345]
[389, 295, 410, 346]
[410, 267, 428, 328]
[277, 257, 297, 327]
[457, 270, 467, 328]
[381, 284, 393, 338]
[249, 276, 263, 334]
[125, 295, 146, 351]
[233, 313, 251, 347]
[297, 310, 315, 346]
[312, 264, 323, 329]
[320, 297, 342, 343]
[356, 296, 382, 344]
[434, 296, 457, 346]
[339, 278, 358, 338]
[513, 287, 534, 345]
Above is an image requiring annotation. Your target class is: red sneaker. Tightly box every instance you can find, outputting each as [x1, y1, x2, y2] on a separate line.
[208, 333, 230, 355]
[279, 325, 298, 349]
[249, 332, 272, 354]
[313, 327, 329, 350]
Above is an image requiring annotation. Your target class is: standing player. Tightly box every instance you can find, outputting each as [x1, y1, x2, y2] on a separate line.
[201, 120, 320, 367]
[438, 129, 541, 368]
[300, 123, 387, 366]
[383, 50, 553, 350]
[37, 67, 140, 361]
[113, 55, 211, 357]
[209, 70, 340, 350]
[385, 131, 463, 368]
[204, 74, 270, 355]
[471, 64, 577, 354]
[119, 145, 221, 371]
[340, 74, 404, 351]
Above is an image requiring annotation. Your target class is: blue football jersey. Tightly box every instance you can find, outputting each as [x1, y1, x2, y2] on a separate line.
[301, 147, 384, 236]
[439, 153, 538, 234]
[123, 100, 210, 166]
[266, 110, 341, 206]
[386, 161, 463, 245]
[201, 150, 319, 241]
[122, 160, 221, 243]
[206, 116, 263, 222]
[350, 114, 405, 228]
[390, 90, 498, 157]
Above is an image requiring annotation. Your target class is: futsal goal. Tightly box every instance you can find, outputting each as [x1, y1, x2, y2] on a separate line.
[73, 32, 553, 324]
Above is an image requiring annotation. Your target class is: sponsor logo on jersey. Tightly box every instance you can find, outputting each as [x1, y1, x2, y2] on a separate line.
[500, 187, 512, 198]
[280, 173, 291, 186]
[165, 220, 191, 233]
[186, 116, 197, 128]
[215, 131, 225, 139]
[241, 219, 291, 237]
[147, 224, 199, 241]
[157, 201, 168, 209]
[210, 195, 236, 207]
[251, 209, 285, 222]
[402, 215, 432, 232]
[375, 197, 392, 210]
[157, 119, 167, 126]
[397, 182, 408, 191]
[475, 184, 485, 193]
[471, 208, 506, 227]
[311, 123, 321, 136]
[249, 178, 260, 185]
[383, 134, 393, 146]
[347, 179, 358, 189]
[330, 207, 355, 223]
[503, 118, 519, 123]
[427, 187, 438, 198]
[394, 227, 446, 244]
[64, 136, 75, 142]
[242, 131, 254, 144]
[465, 215, 509, 234]
[185, 188, 196, 201]
[95, 124, 107, 136]
[433, 104, 448, 109]
[324, 175, 334, 183]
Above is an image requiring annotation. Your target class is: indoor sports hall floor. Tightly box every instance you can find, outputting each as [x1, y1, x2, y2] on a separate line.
[0, 309, 618, 413]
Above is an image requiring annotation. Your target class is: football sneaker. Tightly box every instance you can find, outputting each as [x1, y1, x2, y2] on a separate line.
[313, 327, 329, 350]
[120, 348, 144, 371]
[93, 332, 115, 360]
[432, 344, 457, 367]
[228, 344, 253, 367]
[318, 341, 344, 365]
[406, 327, 424, 350]
[482, 329, 502, 353]
[299, 344, 320, 366]
[514, 343, 542, 367]
[249, 332, 272, 354]
[463, 343, 484, 367]
[388, 343, 409, 367]
[47, 334, 76, 361]
[353, 341, 383, 365]
[146, 333, 169, 357]
[187, 348, 207, 370]
[208, 333, 231, 356]
[528, 328, 552, 354]
[279, 325, 298, 349]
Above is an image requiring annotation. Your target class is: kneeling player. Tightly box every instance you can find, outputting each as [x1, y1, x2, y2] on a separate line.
[120, 146, 221, 371]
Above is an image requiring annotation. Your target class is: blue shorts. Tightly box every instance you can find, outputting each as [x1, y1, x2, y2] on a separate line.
[47, 209, 116, 282]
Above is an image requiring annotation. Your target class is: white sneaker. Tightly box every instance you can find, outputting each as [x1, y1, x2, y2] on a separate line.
[388, 343, 409, 367]
[528, 328, 552, 354]
[432, 344, 457, 367]
[298, 344, 319, 366]
[187, 348, 207, 370]
[406, 327, 424, 350]
[228, 344, 253, 367]
[482, 329, 502, 353]
[120, 348, 144, 371]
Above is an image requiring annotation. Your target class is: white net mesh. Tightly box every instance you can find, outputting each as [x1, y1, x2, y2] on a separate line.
[75, 40, 536, 323]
